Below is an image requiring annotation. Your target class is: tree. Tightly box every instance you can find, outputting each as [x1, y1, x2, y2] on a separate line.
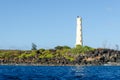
[115, 44, 119, 51]
[31, 43, 37, 50]
[54, 45, 71, 50]
[54, 46, 63, 50]
[63, 46, 71, 49]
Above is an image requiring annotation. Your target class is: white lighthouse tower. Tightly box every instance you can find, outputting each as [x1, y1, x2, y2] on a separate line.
[76, 16, 83, 46]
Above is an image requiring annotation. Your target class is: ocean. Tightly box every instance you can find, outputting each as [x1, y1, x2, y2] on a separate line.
[0, 65, 119, 80]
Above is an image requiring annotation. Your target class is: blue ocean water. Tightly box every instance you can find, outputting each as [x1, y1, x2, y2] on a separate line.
[0, 65, 119, 80]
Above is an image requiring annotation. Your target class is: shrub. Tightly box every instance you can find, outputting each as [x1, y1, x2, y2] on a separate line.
[71, 45, 94, 54]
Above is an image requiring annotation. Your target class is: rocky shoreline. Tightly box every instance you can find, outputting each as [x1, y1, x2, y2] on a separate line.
[75, 48, 120, 65]
[0, 48, 120, 66]
[0, 62, 120, 66]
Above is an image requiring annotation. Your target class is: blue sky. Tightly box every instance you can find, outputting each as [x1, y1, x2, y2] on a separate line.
[0, 0, 120, 50]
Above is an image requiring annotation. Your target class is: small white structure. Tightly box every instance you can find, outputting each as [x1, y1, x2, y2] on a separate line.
[76, 16, 83, 46]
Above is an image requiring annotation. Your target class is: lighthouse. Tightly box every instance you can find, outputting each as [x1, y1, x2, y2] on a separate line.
[76, 16, 83, 46]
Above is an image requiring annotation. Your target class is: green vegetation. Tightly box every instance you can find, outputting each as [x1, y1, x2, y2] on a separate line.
[71, 45, 94, 54]
[39, 50, 54, 59]
[0, 45, 95, 64]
